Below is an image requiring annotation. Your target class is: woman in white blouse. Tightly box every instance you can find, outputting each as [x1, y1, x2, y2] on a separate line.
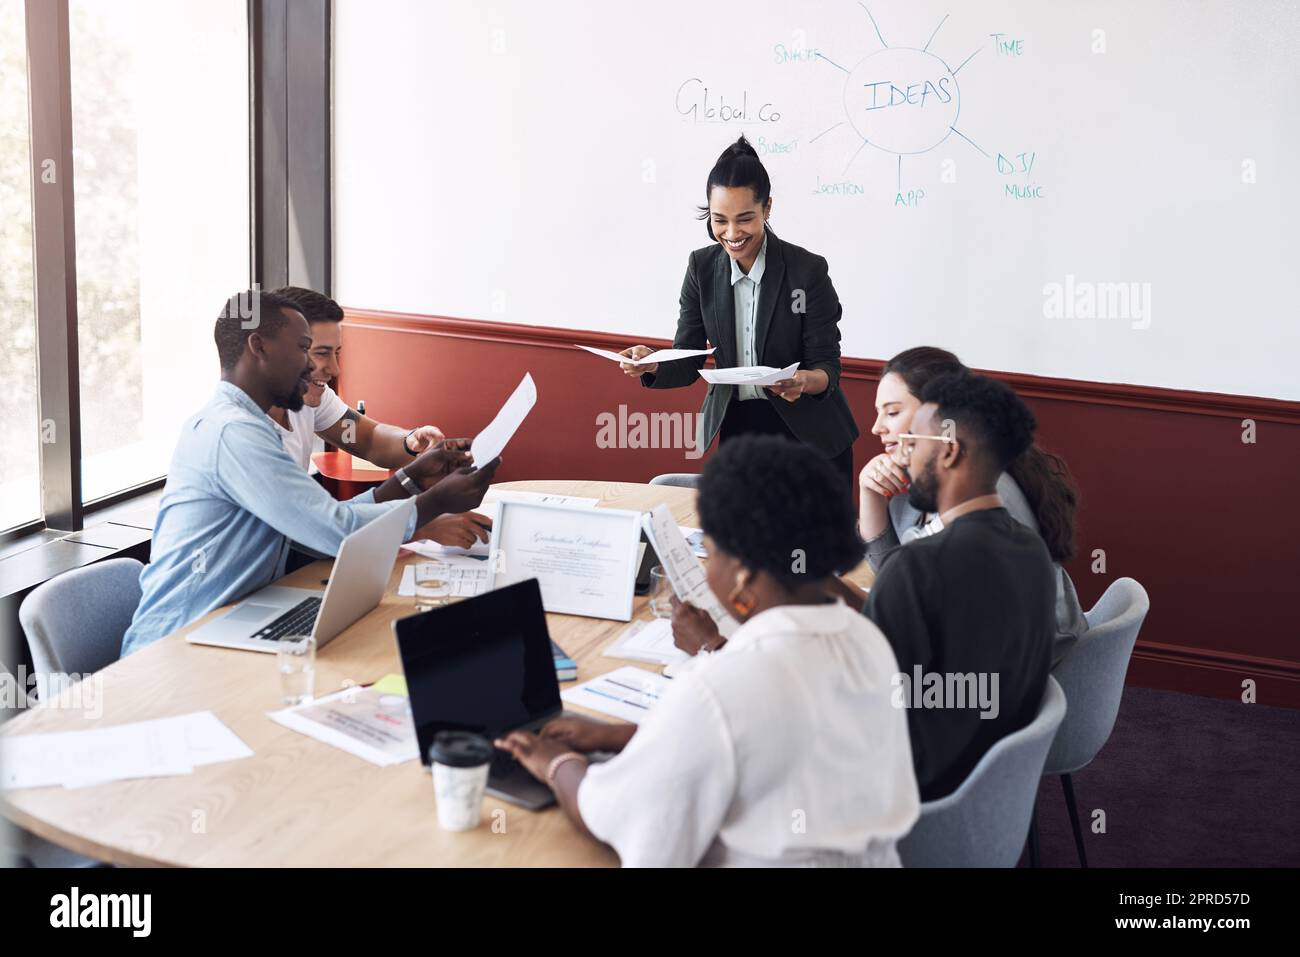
[494, 435, 920, 867]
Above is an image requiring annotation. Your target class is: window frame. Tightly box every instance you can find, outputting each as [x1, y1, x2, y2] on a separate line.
[7, 0, 331, 541]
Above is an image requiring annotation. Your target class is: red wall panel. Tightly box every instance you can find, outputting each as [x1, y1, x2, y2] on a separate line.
[339, 308, 1300, 708]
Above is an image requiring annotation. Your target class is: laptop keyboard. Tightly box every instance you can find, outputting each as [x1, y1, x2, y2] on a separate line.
[489, 748, 519, 775]
[251, 597, 323, 642]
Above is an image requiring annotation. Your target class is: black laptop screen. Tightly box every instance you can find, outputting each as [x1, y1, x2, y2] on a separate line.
[393, 578, 560, 764]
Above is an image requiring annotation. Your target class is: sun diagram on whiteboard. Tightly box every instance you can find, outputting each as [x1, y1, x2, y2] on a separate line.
[809, 5, 993, 199]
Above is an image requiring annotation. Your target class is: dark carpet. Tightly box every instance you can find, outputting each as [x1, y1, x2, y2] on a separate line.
[1024, 685, 1300, 867]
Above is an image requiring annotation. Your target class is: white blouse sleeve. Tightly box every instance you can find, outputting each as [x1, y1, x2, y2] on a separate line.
[576, 673, 737, 867]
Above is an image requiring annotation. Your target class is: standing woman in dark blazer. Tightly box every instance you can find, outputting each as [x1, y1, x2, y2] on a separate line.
[618, 136, 859, 485]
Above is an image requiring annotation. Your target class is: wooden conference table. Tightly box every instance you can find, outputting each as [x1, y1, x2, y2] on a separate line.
[2, 480, 875, 867]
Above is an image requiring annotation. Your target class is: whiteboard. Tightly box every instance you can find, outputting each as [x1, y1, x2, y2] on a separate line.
[334, 0, 1300, 400]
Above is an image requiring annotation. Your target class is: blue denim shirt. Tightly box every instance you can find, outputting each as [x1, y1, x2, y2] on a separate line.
[121, 381, 415, 655]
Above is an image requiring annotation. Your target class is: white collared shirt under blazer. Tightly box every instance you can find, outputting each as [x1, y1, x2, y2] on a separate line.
[730, 232, 768, 401]
[577, 600, 920, 867]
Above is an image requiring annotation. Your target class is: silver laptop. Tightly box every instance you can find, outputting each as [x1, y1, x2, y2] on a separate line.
[187, 500, 413, 652]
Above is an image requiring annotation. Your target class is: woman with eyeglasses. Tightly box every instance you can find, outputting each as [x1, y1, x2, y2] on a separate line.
[860, 347, 1087, 665]
[669, 346, 1086, 667]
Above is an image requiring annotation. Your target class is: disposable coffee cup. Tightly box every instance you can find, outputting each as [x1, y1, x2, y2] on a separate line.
[429, 731, 493, 831]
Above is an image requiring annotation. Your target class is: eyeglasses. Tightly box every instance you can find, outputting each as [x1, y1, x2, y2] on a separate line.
[896, 432, 954, 459]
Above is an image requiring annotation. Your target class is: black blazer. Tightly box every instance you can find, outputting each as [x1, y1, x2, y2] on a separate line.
[642, 231, 859, 458]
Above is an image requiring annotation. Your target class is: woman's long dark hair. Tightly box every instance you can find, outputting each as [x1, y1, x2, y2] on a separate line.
[1006, 446, 1079, 562]
[696, 135, 772, 240]
[883, 346, 1080, 562]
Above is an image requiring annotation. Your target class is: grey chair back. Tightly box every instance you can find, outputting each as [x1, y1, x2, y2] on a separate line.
[1044, 577, 1149, 775]
[898, 676, 1067, 867]
[649, 473, 700, 489]
[18, 558, 144, 679]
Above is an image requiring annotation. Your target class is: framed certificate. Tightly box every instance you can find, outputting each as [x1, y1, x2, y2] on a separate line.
[490, 501, 642, 621]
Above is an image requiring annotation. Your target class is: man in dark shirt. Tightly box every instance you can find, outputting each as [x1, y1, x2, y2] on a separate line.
[865, 372, 1055, 801]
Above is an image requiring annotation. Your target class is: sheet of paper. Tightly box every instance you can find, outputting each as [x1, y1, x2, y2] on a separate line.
[397, 558, 494, 598]
[603, 618, 689, 667]
[642, 505, 738, 639]
[470, 372, 536, 468]
[145, 711, 254, 768]
[560, 667, 671, 724]
[268, 686, 419, 767]
[370, 674, 408, 696]
[492, 501, 641, 621]
[403, 503, 497, 558]
[490, 490, 599, 509]
[0, 711, 251, 790]
[347, 454, 389, 475]
[575, 344, 716, 366]
[698, 362, 799, 386]
[2, 730, 190, 790]
[400, 493, 599, 559]
[403, 535, 492, 560]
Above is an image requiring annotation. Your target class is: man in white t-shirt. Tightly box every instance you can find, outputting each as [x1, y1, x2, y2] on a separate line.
[267, 286, 491, 550]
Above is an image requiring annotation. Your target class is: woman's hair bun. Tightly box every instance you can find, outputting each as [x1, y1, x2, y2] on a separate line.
[727, 134, 758, 157]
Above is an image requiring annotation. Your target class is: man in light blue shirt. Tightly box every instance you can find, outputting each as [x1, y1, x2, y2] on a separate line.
[122, 290, 498, 655]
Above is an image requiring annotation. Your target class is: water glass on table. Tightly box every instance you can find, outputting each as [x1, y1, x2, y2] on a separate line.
[413, 562, 454, 611]
[277, 635, 316, 706]
[648, 565, 674, 620]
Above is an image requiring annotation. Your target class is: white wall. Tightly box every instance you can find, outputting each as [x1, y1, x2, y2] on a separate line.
[334, 0, 1300, 400]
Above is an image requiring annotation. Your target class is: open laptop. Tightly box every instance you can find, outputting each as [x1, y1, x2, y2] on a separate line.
[393, 577, 597, 810]
[187, 500, 413, 653]
[633, 530, 660, 595]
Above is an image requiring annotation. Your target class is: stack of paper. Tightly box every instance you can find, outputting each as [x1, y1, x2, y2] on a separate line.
[492, 490, 599, 509]
[397, 556, 494, 598]
[0, 711, 253, 790]
[698, 362, 798, 386]
[552, 641, 578, 682]
[575, 344, 715, 366]
[401, 490, 598, 560]
[268, 686, 418, 767]
[346, 454, 390, 476]
[603, 618, 688, 667]
[561, 667, 671, 724]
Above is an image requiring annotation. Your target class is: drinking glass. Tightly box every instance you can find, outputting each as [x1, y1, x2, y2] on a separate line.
[648, 566, 673, 619]
[278, 636, 316, 706]
[414, 562, 454, 611]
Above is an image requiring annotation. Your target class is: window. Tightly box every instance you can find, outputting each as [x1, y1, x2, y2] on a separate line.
[0, 0, 41, 532]
[69, 0, 249, 503]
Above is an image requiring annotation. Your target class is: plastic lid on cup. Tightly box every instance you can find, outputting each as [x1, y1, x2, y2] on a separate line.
[428, 731, 493, 768]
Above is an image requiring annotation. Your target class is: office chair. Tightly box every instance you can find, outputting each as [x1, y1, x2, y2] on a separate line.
[1037, 577, 1150, 867]
[898, 677, 1067, 867]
